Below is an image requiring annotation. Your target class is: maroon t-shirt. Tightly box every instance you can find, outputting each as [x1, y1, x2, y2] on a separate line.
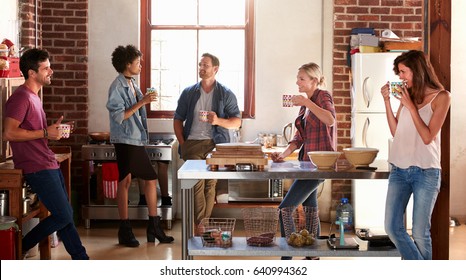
[4, 85, 58, 174]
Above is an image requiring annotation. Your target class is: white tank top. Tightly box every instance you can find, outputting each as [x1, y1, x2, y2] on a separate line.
[388, 92, 442, 169]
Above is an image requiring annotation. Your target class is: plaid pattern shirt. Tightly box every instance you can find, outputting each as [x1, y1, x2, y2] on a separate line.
[290, 89, 337, 161]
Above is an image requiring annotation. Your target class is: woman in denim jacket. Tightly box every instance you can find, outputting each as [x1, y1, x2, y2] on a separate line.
[106, 45, 174, 247]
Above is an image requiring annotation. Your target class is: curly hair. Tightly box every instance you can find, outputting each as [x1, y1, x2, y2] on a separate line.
[111, 45, 142, 73]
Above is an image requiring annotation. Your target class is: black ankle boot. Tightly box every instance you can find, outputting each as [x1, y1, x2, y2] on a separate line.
[118, 220, 140, 247]
[138, 195, 147, 206]
[147, 216, 174, 243]
[161, 196, 172, 206]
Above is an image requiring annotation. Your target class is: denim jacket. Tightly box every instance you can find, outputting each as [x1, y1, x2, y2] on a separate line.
[106, 74, 149, 146]
[174, 81, 241, 144]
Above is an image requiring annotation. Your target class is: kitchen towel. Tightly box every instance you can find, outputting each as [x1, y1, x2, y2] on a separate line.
[102, 162, 119, 199]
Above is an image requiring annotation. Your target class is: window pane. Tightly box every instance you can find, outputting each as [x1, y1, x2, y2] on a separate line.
[151, 0, 197, 25]
[199, 0, 245, 25]
[149, 30, 198, 111]
[199, 30, 244, 111]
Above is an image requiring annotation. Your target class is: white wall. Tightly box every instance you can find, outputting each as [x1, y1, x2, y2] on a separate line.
[88, 0, 140, 132]
[450, 0, 466, 221]
[88, 0, 330, 141]
[0, 0, 19, 47]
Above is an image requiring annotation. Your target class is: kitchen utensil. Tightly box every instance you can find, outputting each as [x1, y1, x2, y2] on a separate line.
[264, 135, 273, 149]
[88, 132, 110, 142]
[0, 192, 9, 216]
[276, 134, 287, 147]
[23, 198, 31, 215]
[267, 133, 276, 146]
[282, 123, 293, 143]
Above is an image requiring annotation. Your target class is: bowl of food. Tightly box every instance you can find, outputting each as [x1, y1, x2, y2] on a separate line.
[343, 147, 379, 167]
[307, 151, 341, 169]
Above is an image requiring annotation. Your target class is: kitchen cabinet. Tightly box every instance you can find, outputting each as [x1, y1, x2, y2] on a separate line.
[0, 146, 71, 260]
[178, 159, 395, 260]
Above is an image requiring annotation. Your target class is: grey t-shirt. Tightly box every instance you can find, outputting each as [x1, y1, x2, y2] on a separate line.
[188, 87, 214, 140]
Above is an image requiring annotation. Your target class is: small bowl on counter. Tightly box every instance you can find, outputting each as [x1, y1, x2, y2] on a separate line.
[343, 147, 379, 167]
[307, 151, 341, 170]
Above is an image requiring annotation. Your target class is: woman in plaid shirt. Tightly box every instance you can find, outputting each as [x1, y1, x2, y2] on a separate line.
[271, 62, 336, 260]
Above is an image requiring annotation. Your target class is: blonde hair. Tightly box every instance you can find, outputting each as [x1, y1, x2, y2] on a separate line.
[299, 62, 326, 88]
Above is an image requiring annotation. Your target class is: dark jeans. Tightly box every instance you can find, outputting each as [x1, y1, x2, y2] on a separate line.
[23, 169, 89, 260]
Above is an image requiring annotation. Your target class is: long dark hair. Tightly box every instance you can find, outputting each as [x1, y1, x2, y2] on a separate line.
[393, 50, 444, 104]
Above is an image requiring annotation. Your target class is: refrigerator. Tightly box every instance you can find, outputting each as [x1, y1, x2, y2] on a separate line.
[350, 52, 412, 232]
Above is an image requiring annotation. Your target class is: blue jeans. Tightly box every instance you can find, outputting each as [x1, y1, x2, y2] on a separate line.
[384, 165, 441, 260]
[23, 169, 89, 260]
[278, 179, 323, 260]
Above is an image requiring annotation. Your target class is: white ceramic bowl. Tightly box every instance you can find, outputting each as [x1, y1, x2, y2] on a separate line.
[307, 151, 341, 169]
[343, 147, 379, 167]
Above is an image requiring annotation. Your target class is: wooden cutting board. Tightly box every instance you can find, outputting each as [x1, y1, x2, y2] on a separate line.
[206, 143, 268, 170]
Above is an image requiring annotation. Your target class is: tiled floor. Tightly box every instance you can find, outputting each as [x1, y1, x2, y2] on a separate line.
[27, 219, 466, 260]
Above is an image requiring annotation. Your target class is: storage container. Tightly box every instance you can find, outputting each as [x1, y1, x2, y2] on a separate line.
[242, 208, 279, 247]
[198, 218, 235, 248]
[0, 216, 18, 260]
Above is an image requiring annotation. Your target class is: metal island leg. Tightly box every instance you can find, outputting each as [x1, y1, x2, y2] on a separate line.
[181, 179, 197, 260]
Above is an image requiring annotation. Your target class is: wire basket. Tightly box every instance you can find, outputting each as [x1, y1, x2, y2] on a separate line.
[242, 208, 279, 247]
[198, 218, 235, 248]
[281, 206, 319, 247]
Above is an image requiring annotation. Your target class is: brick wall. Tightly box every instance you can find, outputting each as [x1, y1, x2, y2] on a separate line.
[19, 0, 89, 193]
[331, 0, 423, 208]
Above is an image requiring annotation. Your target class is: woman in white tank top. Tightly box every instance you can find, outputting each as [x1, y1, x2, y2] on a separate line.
[380, 50, 451, 260]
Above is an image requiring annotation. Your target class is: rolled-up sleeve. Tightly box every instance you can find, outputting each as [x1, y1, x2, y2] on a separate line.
[106, 84, 126, 125]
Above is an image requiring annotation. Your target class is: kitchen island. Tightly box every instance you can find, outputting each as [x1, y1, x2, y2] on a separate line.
[178, 159, 398, 260]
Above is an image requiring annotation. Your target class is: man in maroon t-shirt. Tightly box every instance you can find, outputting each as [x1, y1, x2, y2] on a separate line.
[3, 48, 88, 260]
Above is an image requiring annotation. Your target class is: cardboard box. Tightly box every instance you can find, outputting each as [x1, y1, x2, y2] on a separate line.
[382, 41, 423, 51]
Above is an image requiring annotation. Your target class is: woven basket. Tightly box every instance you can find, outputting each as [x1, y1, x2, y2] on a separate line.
[242, 208, 279, 247]
[198, 218, 235, 248]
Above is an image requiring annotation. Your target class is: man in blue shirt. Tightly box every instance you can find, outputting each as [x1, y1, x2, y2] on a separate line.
[174, 53, 241, 232]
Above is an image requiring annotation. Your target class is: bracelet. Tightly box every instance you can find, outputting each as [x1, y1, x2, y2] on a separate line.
[131, 108, 136, 114]
[43, 128, 48, 138]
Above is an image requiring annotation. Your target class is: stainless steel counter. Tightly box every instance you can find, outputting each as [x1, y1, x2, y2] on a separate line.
[178, 160, 389, 183]
[188, 237, 399, 258]
[178, 159, 391, 260]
